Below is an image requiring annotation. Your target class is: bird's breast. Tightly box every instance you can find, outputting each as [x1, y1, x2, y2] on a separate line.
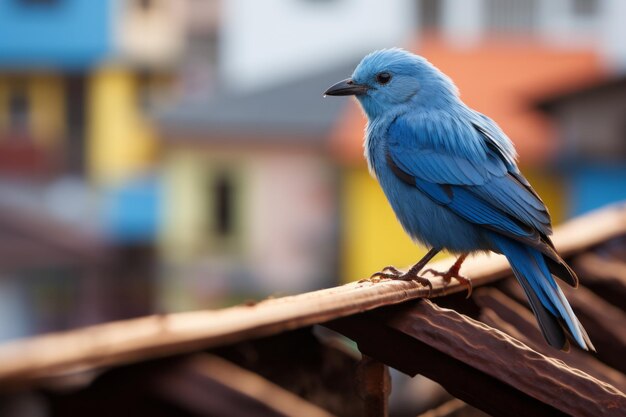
[363, 119, 390, 177]
[365, 130, 491, 253]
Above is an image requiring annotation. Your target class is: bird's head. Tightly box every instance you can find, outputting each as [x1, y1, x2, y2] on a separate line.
[325, 48, 458, 120]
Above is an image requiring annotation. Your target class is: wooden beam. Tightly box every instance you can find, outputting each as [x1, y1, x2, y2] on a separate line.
[356, 356, 390, 417]
[573, 253, 626, 309]
[0, 204, 624, 386]
[213, 327, 366, 417]
[153, 354, 337, 417]
[43, 353, 337, 417]
[417, 398, 489, 417]
[326, 300, 626, 417]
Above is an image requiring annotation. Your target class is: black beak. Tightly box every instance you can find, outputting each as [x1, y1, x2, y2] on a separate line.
[324, 78, 368, 96]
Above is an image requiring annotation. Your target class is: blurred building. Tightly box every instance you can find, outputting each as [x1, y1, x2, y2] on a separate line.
[218, 0, 417, 93]
[0, 0, 187, 339]
[0, 0, 186, 184]
[157, 65, 353, 309]
[153, 0, 419, 307]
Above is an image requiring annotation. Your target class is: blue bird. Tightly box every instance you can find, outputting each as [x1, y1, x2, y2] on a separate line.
[325, 48, 594, 351]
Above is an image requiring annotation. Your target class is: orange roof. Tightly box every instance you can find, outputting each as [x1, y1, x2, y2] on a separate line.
[330, 38, 605, 167]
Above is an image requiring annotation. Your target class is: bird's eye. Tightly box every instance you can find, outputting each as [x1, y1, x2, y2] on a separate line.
[376, 72, 392, 85]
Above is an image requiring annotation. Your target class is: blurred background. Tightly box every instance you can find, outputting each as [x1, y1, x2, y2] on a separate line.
[0, 0, 625, 344]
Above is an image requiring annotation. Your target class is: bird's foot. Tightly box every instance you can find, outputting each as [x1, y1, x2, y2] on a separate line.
[365, 266, 433, 296]
[424, 267, 473, 298]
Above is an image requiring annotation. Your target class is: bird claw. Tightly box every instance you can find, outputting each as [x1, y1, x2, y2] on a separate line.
[360, 273, 388, 283]
[365, 266, 433, 297]
[424, 268, 473, 298]
[380, 265, 403, 275]
[366, 266, 403, 280]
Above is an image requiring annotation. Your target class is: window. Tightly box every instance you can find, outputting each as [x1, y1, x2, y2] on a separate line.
[572, 0, 598, 17]
[420, 0, 441, 31]
[211, 171, 235, 238]
[182, 33, 220, 98]
[486, 0, 537, 34]
[136, 71, 153, 111]
[136, 0, 154, 11]
[64, 75, 87, 174]
[300, 0, 336, 4]
[8, 87, 29, 134]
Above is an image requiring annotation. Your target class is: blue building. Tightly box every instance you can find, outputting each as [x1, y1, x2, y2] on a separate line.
[0, 0, 110, 68]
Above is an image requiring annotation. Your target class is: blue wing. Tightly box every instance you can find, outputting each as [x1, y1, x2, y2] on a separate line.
[385, 114, 554, 255]
[385, 113, 586, 349]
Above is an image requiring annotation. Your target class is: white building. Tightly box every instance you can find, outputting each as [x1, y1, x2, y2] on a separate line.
[218, 0, 417, 92]
[213, 0, 626, 95]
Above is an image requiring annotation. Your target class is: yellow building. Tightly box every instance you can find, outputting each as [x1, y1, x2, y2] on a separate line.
[0, 0, 185, 185]
[0, 68, 165, 185]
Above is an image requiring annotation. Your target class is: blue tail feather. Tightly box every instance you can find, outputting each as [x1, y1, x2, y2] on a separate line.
[491, 234, 595, 351]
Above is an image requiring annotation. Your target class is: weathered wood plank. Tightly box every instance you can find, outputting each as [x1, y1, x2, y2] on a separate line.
[474, 287, 626, 393]
[0, 204, 624, 386]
